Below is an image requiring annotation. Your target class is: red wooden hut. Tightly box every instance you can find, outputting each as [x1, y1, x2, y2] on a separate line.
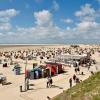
[45, 62, 63, 76]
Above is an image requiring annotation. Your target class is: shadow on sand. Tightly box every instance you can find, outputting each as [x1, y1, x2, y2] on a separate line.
[5, 82, 12, 85]
[51, 85, 63, 89]
[29, 84, 35, 86]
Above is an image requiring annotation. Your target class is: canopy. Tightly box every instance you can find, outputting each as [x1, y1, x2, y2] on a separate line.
[56, 54, 87, 60]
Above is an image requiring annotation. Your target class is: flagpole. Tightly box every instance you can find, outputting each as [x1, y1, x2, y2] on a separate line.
[24, 55, 27, 91]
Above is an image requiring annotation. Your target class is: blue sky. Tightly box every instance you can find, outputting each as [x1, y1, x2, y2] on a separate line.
[0, 0, 100, 44]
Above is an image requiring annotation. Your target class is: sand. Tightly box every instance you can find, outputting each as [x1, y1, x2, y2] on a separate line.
[0, 44, 100, 100]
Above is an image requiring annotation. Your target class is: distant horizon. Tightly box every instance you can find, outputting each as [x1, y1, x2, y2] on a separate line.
[0, 39, 100, 45]
[0, 43, 100, 45]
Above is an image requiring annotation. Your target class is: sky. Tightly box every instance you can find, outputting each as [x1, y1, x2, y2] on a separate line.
[0, 0, 100, 44]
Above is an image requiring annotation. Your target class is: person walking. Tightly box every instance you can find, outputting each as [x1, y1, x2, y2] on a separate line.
[73, 74, 76, 82]
[69, 78, 72, 88]
[77, 67, 80, 74]
[49, 77, 53, 88]
[88, 65, 90, 71]
[46, 76, 50, 88]
[76, 77, 80, 83]
[75, 68, 77, 74]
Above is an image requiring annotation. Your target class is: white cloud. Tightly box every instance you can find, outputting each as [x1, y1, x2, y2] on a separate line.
[52, 0, 59, 11]
[34, 10, 53, 26]
[76, 21, 98, 31]
[0, 6, 100, 43]
[0, 32, 3, 36]
[0, 17, 10, 23]
[16, 25, 64, 39]
[75, 3, 99, 32]
[0, 9, 18, 18]
[9, 10, 66, 41]
[75, 4, 95, 17]
[63, 18, 73, 24]
[0, 9, 18, 31]
[0, 23, 11, 30]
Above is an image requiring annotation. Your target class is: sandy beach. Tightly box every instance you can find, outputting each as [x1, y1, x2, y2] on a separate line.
[0, 44, 100, 100]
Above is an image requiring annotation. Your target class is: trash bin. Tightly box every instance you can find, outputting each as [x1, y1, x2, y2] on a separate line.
[1, 77, 7, 85]
[29, 71, 34, 79]
[13, 63, 21, 75]
[14, 68, 21, 75]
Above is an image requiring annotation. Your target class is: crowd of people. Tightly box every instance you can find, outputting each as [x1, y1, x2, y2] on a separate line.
[0, 45, 98, 63]
[0, 45, 99, 90]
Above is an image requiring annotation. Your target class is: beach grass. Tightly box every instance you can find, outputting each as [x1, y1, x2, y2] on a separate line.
[53, 72, 100, 100]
